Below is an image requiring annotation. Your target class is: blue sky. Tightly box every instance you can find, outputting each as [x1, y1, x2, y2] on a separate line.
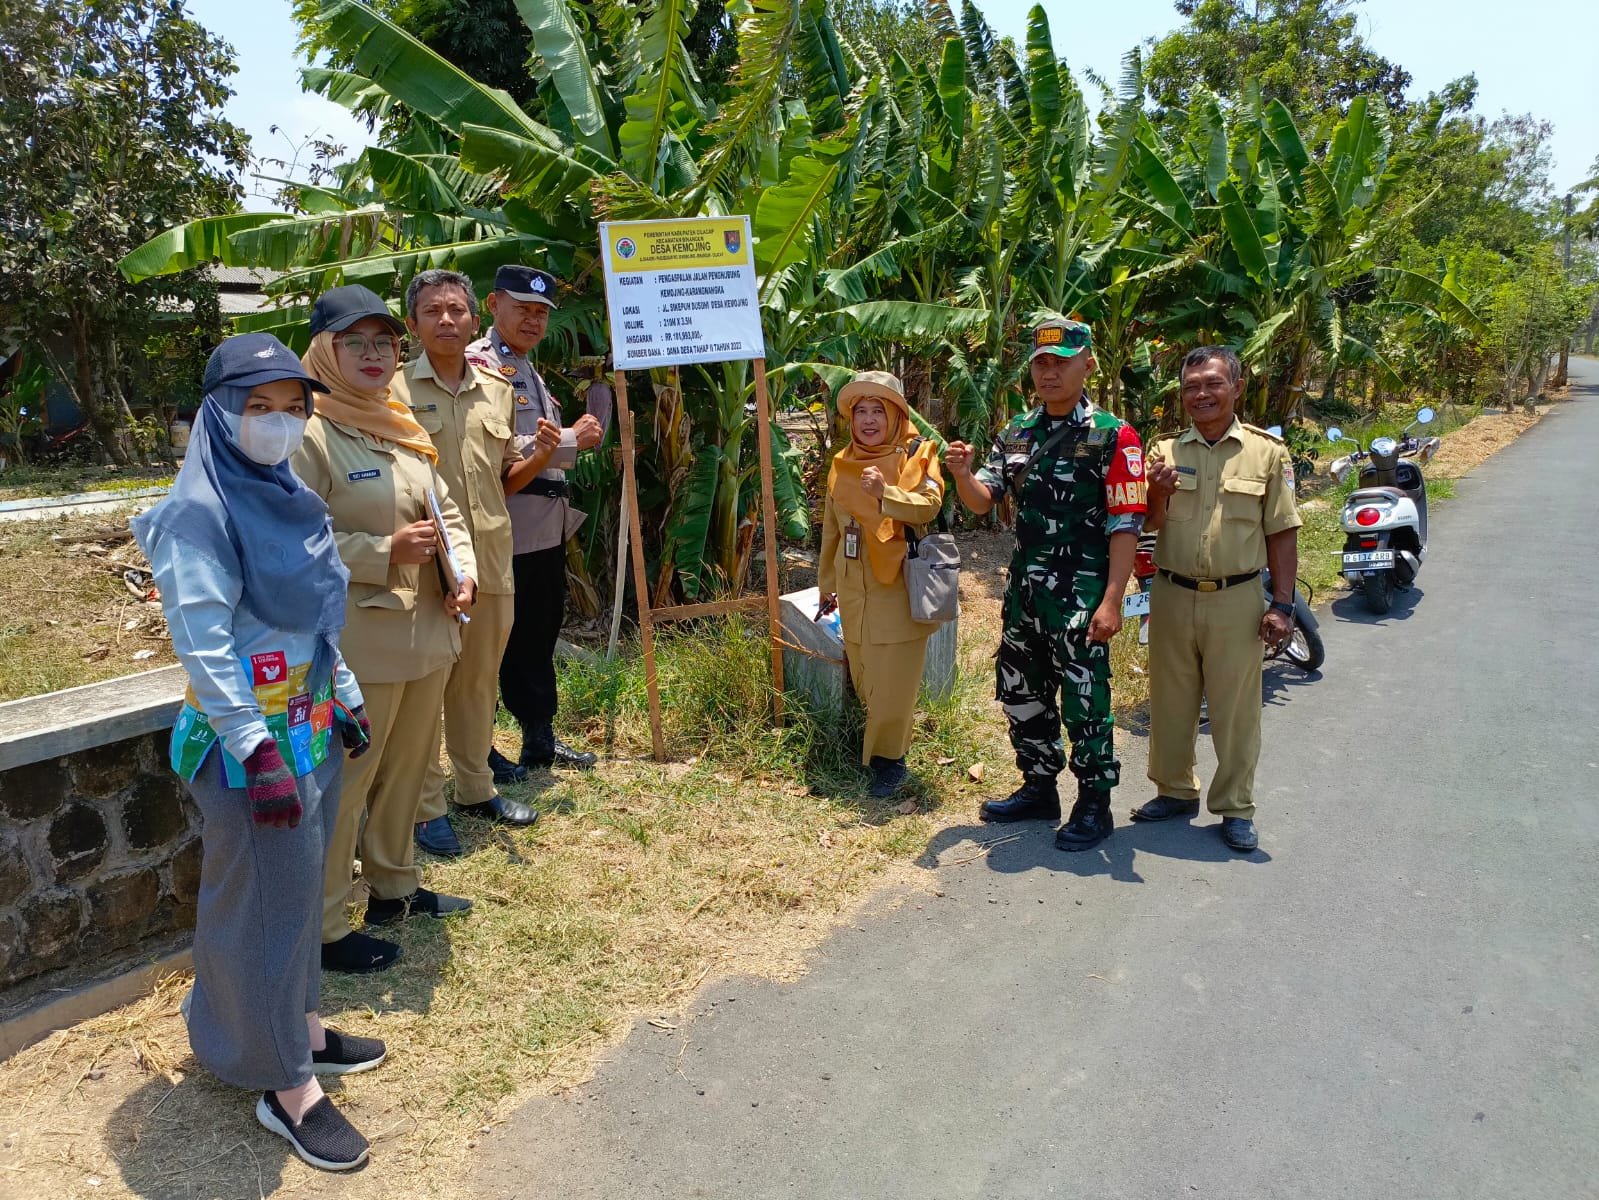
[193, 0, 1596, 211]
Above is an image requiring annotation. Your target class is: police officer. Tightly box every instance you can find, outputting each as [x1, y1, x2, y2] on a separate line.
[399, 270, 541, 859]
[1136, 346, 1302, 852]
[946, 319, 1147, 851]
[466, 265, 604, 774]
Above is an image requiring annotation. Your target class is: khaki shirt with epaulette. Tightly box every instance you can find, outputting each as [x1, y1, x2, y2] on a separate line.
[393, 354, 519, 596]
[1150, 419, 1302, 580]
[292, 415, 476, 685]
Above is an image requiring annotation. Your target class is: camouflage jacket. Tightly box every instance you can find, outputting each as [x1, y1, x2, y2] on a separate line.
[975, 396, 1147, 603]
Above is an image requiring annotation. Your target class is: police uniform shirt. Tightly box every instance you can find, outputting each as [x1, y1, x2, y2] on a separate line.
[466, 333, 581, 555]
[1150, 418, 1302, 580]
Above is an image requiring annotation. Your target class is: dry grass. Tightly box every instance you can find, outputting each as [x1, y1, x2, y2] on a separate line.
[0, 510, 176, 703]
[0, 464, 173, 503]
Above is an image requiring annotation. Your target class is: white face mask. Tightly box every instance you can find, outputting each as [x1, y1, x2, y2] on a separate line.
[237, 411, 308, 465]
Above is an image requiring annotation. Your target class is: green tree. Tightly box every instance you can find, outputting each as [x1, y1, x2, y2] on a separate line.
[0, 0, 247, 463]
[1145, 0, 1410, 120]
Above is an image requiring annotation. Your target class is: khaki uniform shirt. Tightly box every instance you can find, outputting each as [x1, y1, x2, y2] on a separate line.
[1150, 419, 1302, 580]
[466, 332, 589, 555]
[293, 416, 477, 685]
[817, 479, 945, 646]
[394, 354, 519, 596]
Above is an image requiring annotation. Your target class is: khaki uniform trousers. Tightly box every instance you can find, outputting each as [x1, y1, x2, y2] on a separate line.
[418, 591, 515, 819]
[844, 635, 930, 765]
[322, 665, 451, 943]
[1146, 573, 1265, 819]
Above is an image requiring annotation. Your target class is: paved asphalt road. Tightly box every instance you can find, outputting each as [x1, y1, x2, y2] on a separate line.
[476, 366, 1599, 1200]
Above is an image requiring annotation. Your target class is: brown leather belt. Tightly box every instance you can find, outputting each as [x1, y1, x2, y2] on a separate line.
[1159, 568, 1260, 593]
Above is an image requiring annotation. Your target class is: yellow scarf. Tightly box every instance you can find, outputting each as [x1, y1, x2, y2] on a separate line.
[827, 405, 941, 585]
[301, 331, 438, 463]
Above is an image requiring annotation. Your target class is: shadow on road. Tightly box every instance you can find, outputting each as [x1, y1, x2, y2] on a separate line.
[1263, 661, 1322, 708]
[920, 814, 1272, 887]
[1329, 582, 1426, 625]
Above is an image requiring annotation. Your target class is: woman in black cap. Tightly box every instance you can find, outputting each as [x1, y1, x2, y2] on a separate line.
[133, 332, 384, 1172]
[293, 284, 479, 973]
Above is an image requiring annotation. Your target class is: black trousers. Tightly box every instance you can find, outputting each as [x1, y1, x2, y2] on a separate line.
[500, 544, 567, 732]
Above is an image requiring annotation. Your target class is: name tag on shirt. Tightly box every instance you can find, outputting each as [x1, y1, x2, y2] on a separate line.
[1175, 465, 1197, 476]
[409, 403, 437, 414]
[347, 469, 381, 482]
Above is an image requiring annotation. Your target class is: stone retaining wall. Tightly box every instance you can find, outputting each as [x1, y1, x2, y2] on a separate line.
[0, 668, 192, 1005]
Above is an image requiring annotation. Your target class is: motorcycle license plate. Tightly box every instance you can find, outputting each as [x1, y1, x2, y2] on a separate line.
[1123, 591, 1152, 618]
[1342, 550, 1394, 569]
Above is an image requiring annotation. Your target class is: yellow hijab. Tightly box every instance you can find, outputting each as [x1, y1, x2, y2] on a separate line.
[300, 331, 438, 463]
[827, 371, 941, 585]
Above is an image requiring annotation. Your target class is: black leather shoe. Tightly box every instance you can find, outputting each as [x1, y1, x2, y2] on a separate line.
[521, 725, 596, 771]
[868, 756, 908, 799]
[1129, 795, 1201, 822]
[488, 746, 528, 785]
[414, 815, 462, 858]
[321, 931, 401, 974]
[1220, 817, 1259, 852]
[1056, 790, 1114, 851]
[365, 887, 472, 928]
[980, 779, 1061, 823]
[456, 793, 539, 826]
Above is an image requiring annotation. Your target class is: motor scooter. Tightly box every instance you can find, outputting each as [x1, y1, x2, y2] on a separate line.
[1327, 407, 1441, 614]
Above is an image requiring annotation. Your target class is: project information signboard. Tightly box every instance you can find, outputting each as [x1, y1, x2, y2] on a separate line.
[598, 216, 765, 370]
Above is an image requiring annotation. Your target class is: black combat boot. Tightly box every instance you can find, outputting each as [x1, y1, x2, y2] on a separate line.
[1055, 782, 1114, 851]
[979, 778, 1061, 823]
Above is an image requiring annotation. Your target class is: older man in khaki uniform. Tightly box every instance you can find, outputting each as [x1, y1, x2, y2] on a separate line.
[1138, 346, 1301, 852]
[400, 269, 546, 858]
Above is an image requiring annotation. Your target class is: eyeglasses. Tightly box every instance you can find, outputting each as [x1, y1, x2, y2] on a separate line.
[336, 333, 400, 357]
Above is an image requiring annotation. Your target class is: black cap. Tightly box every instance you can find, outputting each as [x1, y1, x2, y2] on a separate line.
[493, 264, 558, 307]
[203, 333, 329, 395]
[309, 284, 407, 337]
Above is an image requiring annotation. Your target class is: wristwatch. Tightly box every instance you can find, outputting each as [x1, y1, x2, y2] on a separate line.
[1268, 600, 1294, 616]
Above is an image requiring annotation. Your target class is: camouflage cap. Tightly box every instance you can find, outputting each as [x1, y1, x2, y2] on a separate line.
[1029, 318, 1093, 362]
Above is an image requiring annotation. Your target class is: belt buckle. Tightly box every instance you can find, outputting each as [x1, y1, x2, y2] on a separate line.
[1196, 579, 1219, 593]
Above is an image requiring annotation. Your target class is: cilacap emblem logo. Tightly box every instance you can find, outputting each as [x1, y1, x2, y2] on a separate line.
[724, 229, 741, 254]
[616, 237, 637, 259]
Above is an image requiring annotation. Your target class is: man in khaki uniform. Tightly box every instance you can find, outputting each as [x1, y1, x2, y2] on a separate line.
[398, 270, 543, 859]
[1138, 346, 1301, 852]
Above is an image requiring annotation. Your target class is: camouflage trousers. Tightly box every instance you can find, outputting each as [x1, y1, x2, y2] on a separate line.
[995, 575, 1118, 789]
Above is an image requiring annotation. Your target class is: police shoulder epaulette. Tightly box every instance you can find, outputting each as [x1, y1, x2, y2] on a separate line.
[1243, 422, 1285, 443]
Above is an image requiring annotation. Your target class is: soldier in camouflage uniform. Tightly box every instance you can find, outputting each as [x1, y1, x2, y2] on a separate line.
[946, 319, 1147, 850]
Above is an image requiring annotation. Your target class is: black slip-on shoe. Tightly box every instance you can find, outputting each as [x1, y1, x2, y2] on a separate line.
[868, 756, 909, 799]
[488, 746, 528, 785]
[414, 815, 463, 858]
[979, 780, 1061, 823]
[256, 1091, 369, 1172]
[456, 793, 539, 826]
[320, 931, 401, 975]
[312, 1028, 387, 1076]
[1129, 795, 1202, 822]
[365, 887, 473, 928]
[1220, 817, 1259, 852]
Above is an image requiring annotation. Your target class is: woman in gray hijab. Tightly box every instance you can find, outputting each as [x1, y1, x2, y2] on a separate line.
[133, 333, 384, 1172]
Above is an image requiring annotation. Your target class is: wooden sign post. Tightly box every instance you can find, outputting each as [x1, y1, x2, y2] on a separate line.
[600, 216, 785, 761]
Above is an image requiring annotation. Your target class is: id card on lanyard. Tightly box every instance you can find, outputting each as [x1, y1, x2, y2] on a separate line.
[844, 520, 861, 560]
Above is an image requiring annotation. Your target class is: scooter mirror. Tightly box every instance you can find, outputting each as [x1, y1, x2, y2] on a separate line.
[1326, 427, 1344, 444]
[1266, 425, 1283, 438]
[1416, 406, 1435, 425]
